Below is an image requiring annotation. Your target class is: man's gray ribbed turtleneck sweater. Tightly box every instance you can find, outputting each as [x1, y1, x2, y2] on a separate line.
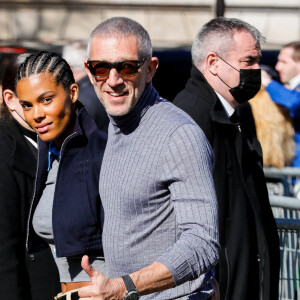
[99, 84, 219, 299]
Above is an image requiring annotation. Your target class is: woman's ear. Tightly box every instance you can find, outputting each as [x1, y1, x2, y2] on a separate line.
[3, 89, 17, 111]
[145, 57, 159, 83]
[69, 83, 79, 103]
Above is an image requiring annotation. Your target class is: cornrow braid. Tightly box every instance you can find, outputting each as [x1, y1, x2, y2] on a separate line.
[16, 51, 75, 90]
[36, 52, 54, 73]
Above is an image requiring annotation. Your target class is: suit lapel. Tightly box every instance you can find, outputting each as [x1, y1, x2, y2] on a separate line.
[10, 123, 36, 178]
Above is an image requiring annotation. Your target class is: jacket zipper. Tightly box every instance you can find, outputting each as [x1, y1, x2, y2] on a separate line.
[50, 131, 77, 257]
[25, 142, 40, 254]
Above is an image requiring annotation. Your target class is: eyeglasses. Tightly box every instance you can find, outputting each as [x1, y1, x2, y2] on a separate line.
[86, 57, 149, 79]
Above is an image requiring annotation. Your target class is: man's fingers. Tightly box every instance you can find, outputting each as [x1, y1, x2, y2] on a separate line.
[81, 255, 97, 279]
[79, 257, 106, 298]
[78, 284, 94, 299]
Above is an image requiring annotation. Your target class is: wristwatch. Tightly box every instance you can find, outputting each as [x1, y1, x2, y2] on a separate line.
[122, 275, 140, 300]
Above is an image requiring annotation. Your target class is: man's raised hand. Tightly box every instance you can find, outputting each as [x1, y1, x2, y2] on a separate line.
[78, 255, 125, 300]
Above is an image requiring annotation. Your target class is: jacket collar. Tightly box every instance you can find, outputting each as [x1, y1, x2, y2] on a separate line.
[72, 101, 99, 138]
[189, 66, 234, 126]
[189, 66, 262, 157]
[38, 103, 99, 156]
[289, 73, 300, 90]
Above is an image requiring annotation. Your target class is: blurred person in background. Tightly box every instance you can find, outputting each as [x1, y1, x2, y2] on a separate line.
[250, 64, 295, 169]
[16, 51, 107, 300]
[63, 40, 109, 133]
[0, 53, 18, 105]
[0, 54, 60, 300]
[262, 41, 300, 167]
[173, 17, 280, 300]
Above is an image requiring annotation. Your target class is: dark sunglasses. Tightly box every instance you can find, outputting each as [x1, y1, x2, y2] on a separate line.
[86, 57, 149, 79]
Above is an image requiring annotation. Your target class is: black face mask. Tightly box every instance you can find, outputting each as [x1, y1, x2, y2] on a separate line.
[217, 55, 261, 104]
[229, 69, 261, 104]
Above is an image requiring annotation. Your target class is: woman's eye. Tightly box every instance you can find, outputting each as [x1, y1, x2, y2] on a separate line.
[43, 97, 52, 103]
[21, 103, 30, 109]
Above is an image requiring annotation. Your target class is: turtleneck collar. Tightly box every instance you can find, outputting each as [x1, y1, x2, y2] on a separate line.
[108, 83, 159, 133]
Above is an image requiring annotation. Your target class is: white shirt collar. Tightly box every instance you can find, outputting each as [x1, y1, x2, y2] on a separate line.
[24, 135, 38, 149]
[289, 74, 300, 90]
[214, 90, 235, 117]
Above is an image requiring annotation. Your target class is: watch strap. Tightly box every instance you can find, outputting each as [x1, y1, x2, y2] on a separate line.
[122, 275, 139, 297]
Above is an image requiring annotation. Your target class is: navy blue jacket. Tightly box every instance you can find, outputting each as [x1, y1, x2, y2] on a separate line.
[26, 103, 107, 258]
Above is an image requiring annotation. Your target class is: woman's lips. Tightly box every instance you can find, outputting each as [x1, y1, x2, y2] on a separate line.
[36, 123, 52, 133]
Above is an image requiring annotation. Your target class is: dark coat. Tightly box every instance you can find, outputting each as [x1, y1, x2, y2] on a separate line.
[27, 104, 107, 258]
[0, 117, 60, 300]
[173, 66, 280, 300]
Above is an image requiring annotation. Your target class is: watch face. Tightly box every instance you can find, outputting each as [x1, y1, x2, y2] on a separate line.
[127, 291, 140, 300]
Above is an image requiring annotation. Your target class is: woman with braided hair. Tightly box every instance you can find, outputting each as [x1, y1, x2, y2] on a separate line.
[16, 51, 107, 300]
[0, 54, 61, 300]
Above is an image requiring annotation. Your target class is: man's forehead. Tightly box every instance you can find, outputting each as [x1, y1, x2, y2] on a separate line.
[227, 31, 260, 58]
[279, 47, 295, 60]
[90, 33, 139, 47]
[89, 34, 140, 60]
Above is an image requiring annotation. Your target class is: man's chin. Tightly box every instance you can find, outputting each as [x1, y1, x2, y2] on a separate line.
[106, 106, 131, 117]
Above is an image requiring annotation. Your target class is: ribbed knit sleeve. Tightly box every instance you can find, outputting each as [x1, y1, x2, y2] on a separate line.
[156, 123, 219, 285]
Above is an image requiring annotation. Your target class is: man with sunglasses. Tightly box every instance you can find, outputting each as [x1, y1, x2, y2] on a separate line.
[78, 17, 220, 300]
[173, 17, 280, 300]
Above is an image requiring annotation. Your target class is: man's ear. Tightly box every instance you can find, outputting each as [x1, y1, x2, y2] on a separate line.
[3, 89, 17, 111]
[206, 52, 219, 75]
[145, 57, 159, 83]
[69, 83, 79, 103]
[84, 61, 95, 85]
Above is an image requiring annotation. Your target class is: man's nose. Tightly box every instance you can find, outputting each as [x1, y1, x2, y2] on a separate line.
[106, 68, 124, 86]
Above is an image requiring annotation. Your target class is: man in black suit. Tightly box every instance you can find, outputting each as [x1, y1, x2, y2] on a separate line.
[173, 17, 279, 300]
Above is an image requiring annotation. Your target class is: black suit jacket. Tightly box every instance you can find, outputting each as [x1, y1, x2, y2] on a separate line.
[0, 117, 60, 300]
[173, 66, 280, 300]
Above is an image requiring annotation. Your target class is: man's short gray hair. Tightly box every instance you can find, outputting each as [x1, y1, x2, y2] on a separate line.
[87, 17, 152, 59]
[192, 17, 265, 66]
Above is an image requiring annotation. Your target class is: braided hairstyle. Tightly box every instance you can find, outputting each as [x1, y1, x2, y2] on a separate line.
[16, 51, 75, 90]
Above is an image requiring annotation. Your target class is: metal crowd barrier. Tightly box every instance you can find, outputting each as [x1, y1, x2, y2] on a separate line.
[265, 167, 300, 300]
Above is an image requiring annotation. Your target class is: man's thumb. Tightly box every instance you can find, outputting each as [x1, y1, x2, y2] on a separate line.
[81, 255, 96, 279]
